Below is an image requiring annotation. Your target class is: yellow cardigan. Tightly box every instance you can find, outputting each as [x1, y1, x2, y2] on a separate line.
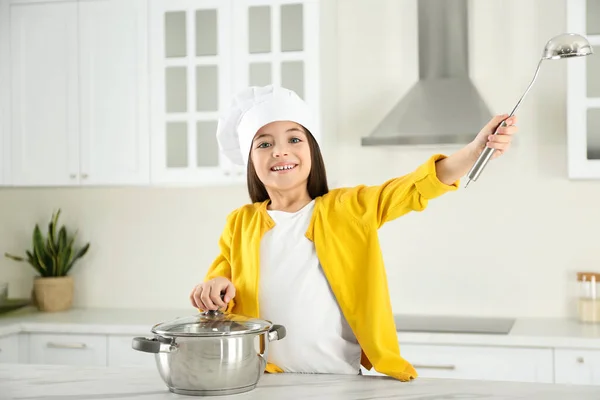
[204, 154, 459, 381]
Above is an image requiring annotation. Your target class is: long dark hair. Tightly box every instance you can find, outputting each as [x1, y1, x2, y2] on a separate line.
[247, 127, 329, 204]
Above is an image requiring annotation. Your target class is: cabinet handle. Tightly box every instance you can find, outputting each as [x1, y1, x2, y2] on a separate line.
[413, 364, 456, 370]
[70, 174, 76, 179]
[577, 357, 584, 363]
[81, 174, 88, 179]
[47, 342, 87, 349]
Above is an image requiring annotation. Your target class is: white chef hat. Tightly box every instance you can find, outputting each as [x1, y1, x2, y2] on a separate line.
[216, 85, 319, 166]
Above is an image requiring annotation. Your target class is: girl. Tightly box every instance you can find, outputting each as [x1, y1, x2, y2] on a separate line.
[189, 85, 517, 381]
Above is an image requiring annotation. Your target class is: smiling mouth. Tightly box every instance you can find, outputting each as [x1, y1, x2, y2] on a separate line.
[271, 164, 297, 172]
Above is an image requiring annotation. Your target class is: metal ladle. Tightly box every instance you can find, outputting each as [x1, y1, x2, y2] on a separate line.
[464, 33, 594, 188]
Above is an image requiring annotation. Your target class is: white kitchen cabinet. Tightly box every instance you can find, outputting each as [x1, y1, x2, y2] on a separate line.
[0, 0, 5, 185]
[2, 0, 325, 187]
[231, 0, 321, 176]
[77, 0, 149, 185]
[149, 0, 237, 185]
[107, 335, 156, 368]
[0, 334, 20, 363]
[231, 0, 320, 120]
[27, 333, 107, 366]
[555, 348, 600, 385]
[2, 0, 149, 186]
[567, 0, 600, 179]
[149, 0, 321, 185]
[7, 0, 79, 186]
[362, 344, 554, 384]
[0, 0, 5, 186]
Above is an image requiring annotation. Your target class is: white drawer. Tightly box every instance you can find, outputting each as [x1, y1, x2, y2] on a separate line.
[0, 335, 20, 363]
[398, 344, 554, 383]
[28, 333, 107, 366]
[555, 348, 600, 385]
[107, 335, 156, 368]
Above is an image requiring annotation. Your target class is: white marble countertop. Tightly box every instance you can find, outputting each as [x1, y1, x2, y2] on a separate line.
[2, 306, 600, 349]
[0, 306, 192, 336]
[1, 363, 599, 400]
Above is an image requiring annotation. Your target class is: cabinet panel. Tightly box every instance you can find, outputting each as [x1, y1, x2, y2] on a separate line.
[0, 0, 6, 185]
[0, 335, 20, 363]
[28, 333, 107, 366]
[9, 1, 80, 186]
[390, 344, 553, 383]
[587, 0, 600, 35]
[107, 335, 156, 368]
[150, 0, 238, 185]
[78, 0, 150, 185]
[231, 0, 321, 168]
[555, 348, 600, 385]
[567, 0, 600, 178]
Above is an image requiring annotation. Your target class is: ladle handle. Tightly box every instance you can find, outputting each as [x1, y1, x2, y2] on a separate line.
[464, 119, 507, 184]
[465, 57, 544, 187]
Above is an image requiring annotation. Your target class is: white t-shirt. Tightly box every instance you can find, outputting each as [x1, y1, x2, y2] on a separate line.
[258, 200, 362, 374]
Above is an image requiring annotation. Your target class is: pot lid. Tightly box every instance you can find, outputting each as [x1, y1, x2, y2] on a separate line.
[151, 310, 272, 337]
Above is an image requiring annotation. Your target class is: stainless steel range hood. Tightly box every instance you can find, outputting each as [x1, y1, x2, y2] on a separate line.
[361, 0, 492, 146]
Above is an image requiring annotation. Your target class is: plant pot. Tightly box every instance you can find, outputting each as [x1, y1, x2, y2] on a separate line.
[32, 276, 74, 312]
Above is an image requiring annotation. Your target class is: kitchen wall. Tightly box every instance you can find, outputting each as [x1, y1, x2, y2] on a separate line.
[1, 0, 598, 319]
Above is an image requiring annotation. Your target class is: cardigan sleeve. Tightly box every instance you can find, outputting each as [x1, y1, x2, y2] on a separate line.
[202, 210, 238, 312]
[338, 154, 459, 228]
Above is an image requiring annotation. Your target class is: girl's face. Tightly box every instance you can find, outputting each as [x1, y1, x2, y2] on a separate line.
[250, 120, 312, 194]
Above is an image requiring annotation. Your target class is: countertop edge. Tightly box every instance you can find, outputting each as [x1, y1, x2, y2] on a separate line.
[1, 308, 600, 350]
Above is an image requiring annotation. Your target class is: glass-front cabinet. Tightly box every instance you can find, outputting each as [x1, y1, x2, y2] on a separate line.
[567, 0, 600, 179]
[149, 0, 320, 185]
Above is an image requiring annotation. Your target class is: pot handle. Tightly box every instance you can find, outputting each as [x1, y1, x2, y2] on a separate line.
[132, 337, 176, 354]
[268, 325, 286, 342]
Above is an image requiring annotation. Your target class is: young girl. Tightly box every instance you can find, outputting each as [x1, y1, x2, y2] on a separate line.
[189, 85, 517, 381]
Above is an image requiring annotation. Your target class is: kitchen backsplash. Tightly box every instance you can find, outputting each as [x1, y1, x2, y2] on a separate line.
[1, 0, 599, 318]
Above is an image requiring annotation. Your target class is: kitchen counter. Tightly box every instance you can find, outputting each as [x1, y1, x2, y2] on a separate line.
[1, 306, 600, 349]
[0, 306, 193, 336]
[1, 363, 599, 400]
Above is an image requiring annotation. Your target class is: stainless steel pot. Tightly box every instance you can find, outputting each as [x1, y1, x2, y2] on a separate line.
[132, 308, 286, 396]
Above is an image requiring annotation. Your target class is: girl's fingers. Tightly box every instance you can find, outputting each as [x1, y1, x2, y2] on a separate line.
[488, 134, 512, 143]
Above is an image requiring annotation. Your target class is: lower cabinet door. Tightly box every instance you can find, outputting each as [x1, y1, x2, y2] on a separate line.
[554, 348, 600, 385]
[401, 344, 554, 383]
[363, 344, 554, 383]
[28, 333, 107, 366]
[0, 335, 20, 363]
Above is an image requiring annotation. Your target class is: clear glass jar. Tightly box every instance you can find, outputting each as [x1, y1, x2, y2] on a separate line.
[577, 272, 600, 323]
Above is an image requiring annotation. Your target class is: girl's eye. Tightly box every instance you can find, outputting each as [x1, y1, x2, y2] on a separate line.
[257, 142, 271, 148]
[290, 137, 301, 143]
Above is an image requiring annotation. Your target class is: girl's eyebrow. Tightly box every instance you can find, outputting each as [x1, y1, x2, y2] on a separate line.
[254, 127, 303, 141]
[253, 133, 272, 141]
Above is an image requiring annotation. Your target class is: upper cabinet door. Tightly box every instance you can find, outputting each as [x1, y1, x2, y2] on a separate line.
[0, 0, 6, 185]
[231, 1, 320, 117]
[149, 0, 238, 185]
[9, 1, 80, 186]
[567, 0, 600, 179]
[78, 0, 150, 185]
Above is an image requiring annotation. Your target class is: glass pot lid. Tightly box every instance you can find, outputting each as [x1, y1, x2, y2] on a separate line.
[151, 310, 272, 337]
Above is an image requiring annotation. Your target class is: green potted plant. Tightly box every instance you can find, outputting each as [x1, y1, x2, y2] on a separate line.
[4, 209, 90, 312]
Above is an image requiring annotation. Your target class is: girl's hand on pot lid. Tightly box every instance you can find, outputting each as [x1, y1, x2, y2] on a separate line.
[189, 277, 236, 311]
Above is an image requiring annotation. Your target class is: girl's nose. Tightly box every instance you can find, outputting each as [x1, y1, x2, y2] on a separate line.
[272, 145, 289, 158]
